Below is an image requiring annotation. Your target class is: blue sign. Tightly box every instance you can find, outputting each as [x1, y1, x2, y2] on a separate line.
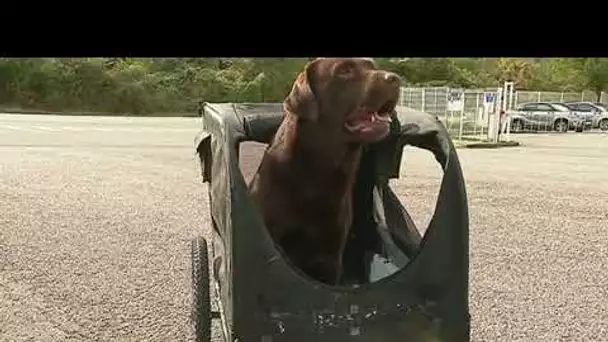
[486, 94, 496, 103]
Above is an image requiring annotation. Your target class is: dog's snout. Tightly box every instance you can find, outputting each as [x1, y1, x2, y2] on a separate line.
[384, 72, 401, 85]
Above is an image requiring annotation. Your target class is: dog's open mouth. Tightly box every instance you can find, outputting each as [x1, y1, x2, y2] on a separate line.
[344, 100, 396, 142]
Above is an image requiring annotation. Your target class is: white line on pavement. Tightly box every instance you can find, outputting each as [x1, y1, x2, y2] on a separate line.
[31, 125, 62, 132]
[0, 124, 199, 133]
[0, 125, 34, 131]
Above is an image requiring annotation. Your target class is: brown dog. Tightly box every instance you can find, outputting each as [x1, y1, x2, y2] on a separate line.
[248, 58, 401, 285]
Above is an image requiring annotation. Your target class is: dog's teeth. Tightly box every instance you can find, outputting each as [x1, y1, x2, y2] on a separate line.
[345, 122, 367, 131]
[375, 114, 392, 123]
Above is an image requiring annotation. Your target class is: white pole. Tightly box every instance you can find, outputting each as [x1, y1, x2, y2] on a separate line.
[505, 82, 515, 110]
[445, 89, 449, 122]
[459, 99, 465, 141]
[486, 92, 493, 142]
[491, 87, 503, 143]
[434, 88, 438, 115]
[505, 112, 511, 141]
[500, 85, 507, 142]
[476, 92, 481, 132]
[500, 86, 507, 141]
[506, 85, 512, 142]
[421, 88, 426, 112]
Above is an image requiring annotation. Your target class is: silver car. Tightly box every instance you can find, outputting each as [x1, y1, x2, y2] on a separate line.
[551, 102, 595, 131]
[508, 102, 584, 133]
[563, 102, 608, 131]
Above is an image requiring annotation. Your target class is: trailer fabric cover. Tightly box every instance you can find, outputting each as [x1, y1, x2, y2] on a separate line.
[195, 103, 469, 342]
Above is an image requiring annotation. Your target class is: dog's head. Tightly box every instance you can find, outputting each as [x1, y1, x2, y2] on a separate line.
[284, 58, 401, 143]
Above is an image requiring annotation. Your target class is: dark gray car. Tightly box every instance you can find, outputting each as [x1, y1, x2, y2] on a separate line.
[508, 102, 584, 133]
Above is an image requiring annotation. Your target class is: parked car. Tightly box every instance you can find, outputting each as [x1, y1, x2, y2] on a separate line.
[507, 102, 585, 133]
[562, 102, 608, 131]
[551, 102, 594, 131]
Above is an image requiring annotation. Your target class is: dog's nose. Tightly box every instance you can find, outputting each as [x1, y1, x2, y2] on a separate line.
[384, 72, 401, 85]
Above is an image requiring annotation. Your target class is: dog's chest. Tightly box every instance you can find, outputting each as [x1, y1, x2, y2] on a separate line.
[287, 166, 357, 228]
[258, 141, 362, 235]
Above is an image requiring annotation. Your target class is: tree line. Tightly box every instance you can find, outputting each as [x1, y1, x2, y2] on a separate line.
[1, 58, 607, 115]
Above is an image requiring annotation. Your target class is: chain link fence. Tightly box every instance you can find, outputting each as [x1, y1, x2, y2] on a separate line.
[400, 87, 608, 141]
[400, 87, 497, 141]
[514, 91, 607, 106]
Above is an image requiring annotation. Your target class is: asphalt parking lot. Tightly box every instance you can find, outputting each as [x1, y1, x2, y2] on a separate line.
[1, 114, 607, 342]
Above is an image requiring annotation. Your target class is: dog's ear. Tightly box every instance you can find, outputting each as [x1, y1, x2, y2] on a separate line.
[284, 60, 320, 121]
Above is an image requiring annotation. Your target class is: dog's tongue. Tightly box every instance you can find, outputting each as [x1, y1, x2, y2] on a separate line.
[346, 111, 391, 132]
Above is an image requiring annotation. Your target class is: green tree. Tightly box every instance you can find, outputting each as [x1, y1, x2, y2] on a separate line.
[529, 58, 585, 91]
[488, 58, 536, 89]
[0, 57, 605, 116]
[582, 58, 608, 101]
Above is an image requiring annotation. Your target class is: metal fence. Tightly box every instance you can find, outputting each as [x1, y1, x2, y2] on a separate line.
[515, 91, 607, 105]
[399, 87, 498, 140]
[400, 86, 608, 141]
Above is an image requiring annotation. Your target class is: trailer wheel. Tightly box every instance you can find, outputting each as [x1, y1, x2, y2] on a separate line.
[192, 237, 211, 342]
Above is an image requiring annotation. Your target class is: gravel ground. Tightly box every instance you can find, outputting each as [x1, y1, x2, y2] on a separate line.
[1, 114, 607, 342]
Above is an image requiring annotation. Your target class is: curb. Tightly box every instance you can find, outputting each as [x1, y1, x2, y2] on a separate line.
[463, 141, 521, 149]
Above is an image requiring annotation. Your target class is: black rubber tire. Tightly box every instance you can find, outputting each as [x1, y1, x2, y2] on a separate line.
[511, 119, 524, 133]
[575, 126, 584, 133]
[554, 119, 568, 133]
[192, 237, 212, 342]
[600, 119, 608, 131]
